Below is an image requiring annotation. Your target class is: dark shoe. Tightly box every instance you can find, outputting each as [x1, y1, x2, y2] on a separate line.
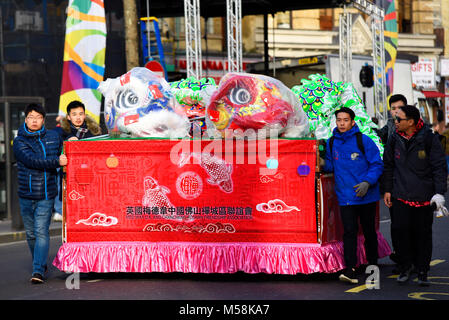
[390, 252, 400, 264]
[339, 268, 359, 284]
[392, 265, 400, 274]
[417, 272, 430, 287]
[411, 265, 418, 274]
[397, 266, 412, 284]
[30, 273, 44, 284]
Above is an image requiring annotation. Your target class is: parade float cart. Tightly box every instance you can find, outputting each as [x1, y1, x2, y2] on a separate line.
[53, 137, 390, 274]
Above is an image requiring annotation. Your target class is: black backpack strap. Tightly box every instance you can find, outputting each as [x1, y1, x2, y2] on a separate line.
[329, 136, 335, 155]
[356, 132, 365, 155]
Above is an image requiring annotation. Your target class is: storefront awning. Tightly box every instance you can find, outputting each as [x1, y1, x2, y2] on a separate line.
[421, 90, 449, 98]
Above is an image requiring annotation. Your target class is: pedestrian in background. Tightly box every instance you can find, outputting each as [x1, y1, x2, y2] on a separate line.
[377, 93, 407, 270]
[12, 103, 67, 284]
[51, 115, 64, 222]
[378, 94, 407, 145]
[322, 107, 384, 284]
[54, 101, 101, 222]
[383, 105, 447, 286]
[60, 100, 101, 141]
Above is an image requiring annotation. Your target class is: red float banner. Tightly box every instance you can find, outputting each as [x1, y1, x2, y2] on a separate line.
[64, 138, 318, 243]
[319, 174, 344, 244]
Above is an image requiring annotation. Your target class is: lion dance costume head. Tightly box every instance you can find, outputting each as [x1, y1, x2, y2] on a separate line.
[205, 73, 309, 138]
[98, 67, 190, 138]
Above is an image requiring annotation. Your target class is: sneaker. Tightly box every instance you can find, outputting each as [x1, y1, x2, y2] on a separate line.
[389, 252, 400, 264]
[339, 268, 359, 284]
[391, 265, 400, 274]
[53, 213, 63, 222]
[417, 272, 430, 287]
[397, 266, 412, 284]
[30, 273, 44, 284]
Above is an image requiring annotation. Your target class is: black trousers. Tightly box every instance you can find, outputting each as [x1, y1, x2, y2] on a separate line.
[340, 202, 378, 269]
[391, 199, 433, 273]
[389, 206, 397, 252]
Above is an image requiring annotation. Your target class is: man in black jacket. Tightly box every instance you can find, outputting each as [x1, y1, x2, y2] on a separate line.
[377, 94, 407, 145]
[61, 100, 102, 141]
[13, 104, 68, 284]
[377, 94, 407, 269]
[383, 105, 447, 286]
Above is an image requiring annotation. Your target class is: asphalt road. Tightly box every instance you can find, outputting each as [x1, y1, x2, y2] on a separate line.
[1, 201, 448, 308]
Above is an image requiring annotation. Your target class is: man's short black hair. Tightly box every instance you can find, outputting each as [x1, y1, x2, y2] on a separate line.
[399, 105, 421, 125]
[335, 107, 355, 120]
[25, 103, 46, 118]
[67, 100, 85, 114]
[389, 94, 407, 107]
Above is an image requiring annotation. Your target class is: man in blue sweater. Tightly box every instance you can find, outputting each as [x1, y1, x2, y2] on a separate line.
[323, 107, 384, 284]
[13, 103, 67, 284]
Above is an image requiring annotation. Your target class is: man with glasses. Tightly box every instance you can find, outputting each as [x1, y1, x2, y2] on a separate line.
[383, 105, 447, 286]
[13, 103, 68, 284]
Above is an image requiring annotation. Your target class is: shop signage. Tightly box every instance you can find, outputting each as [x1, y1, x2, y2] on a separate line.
[411, 59, 435, 89]
[441, 59, 449, 77]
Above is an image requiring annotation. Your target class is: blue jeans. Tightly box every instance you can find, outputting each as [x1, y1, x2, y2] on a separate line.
[18, 197, 55, 275]
[53, 169, 62, 214]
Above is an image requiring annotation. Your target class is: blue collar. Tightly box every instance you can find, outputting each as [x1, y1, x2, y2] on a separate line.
[23, 123, 45, 136]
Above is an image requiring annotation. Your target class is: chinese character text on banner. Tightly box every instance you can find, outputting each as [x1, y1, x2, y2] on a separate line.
[59, 0, 106, 123]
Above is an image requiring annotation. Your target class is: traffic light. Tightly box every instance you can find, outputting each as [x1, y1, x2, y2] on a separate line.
[359, 64, 374, 88]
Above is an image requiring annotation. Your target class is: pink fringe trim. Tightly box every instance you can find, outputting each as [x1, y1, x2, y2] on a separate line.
[53, 232, 391, 275]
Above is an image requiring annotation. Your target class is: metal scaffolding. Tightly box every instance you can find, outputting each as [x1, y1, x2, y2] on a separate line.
[184, 0, 202, 78]
[371, 14, 387, 125]
[226, 0, 243, 73]
[339, 6, 352, 83]
[351, 0, 387, 125]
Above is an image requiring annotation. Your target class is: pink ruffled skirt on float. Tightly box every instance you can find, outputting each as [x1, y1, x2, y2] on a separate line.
[53, 231, 391, 274]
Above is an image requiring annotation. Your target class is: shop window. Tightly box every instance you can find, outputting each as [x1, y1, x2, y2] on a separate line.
[398, 0, 412, 33]
[319, 9, 333, 31]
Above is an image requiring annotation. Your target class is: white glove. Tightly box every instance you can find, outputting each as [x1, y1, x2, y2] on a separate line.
[435, 206, 449, 218]
[430, 194, 445, 210]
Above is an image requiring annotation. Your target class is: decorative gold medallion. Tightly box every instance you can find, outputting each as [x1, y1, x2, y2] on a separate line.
[106, 154, 119, 168]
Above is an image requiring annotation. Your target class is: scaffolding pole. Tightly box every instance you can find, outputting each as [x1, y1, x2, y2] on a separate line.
[371, 14, 387, 126]
[339, 6, 352, 83]
[184, 0, 202, 78]
[352, 0, 387, 126]
[226, 0, 242, 73]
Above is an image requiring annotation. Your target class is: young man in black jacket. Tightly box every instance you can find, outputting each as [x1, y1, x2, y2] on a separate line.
[377, 94, 407, 270]
[383, 105, 447, 286]
[377, 94, 407, 145]
[61, 100, 102, 141]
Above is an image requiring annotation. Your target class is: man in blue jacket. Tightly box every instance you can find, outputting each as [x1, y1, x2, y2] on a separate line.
[323, 107, 384, 284]
[13, 103, 67, 284]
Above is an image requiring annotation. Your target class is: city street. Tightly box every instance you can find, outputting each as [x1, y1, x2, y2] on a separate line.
[1, 201, 449, 303]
